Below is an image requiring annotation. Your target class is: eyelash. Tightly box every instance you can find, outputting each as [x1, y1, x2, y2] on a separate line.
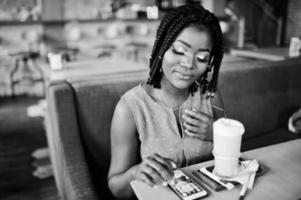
[171, 47, 185, 55]
[171, 47, 209, 63]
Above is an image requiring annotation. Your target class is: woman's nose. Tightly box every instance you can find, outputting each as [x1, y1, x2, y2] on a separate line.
[180, 56, 194, 69]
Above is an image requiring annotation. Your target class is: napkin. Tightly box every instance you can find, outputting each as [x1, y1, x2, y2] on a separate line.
[224, 159, 259, 189]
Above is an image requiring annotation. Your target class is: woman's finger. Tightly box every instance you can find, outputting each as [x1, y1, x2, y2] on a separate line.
[142, 162, 165, 185]
[139, 171, 156, 186]
[147, 155, 174, 181]
[153, 154, 176, 172]
[182, 114, 199, 126]
[183, 115, 211, 132]
[183, 122, 199, 133]
[184, 125, 208, 136]
[184, 109, 213, 122]
[185, 129, 207, 139]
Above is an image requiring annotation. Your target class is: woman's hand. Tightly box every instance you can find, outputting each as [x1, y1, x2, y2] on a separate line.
[182, 108, 213, 140]
[131, 153, 176, 187]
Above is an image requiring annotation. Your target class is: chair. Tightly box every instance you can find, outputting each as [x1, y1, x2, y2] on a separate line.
[46, 70, 147, 200]
[9, 51, 45, 97]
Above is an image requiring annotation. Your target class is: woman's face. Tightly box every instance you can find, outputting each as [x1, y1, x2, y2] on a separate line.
[161, 26, 212, 91]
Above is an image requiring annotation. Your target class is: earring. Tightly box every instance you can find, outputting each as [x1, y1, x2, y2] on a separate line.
[195, 80, 201, 87]
[159, 67, 163, 74]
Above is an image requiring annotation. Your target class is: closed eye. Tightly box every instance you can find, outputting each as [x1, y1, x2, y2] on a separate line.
[171, 46, 185, 55]
[196, 55, 209, 63]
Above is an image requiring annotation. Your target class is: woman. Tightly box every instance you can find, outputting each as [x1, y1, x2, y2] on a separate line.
[108, 4, 225, 199]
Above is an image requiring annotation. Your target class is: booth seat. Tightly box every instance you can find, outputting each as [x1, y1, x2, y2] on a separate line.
[46, 58, 301, 200]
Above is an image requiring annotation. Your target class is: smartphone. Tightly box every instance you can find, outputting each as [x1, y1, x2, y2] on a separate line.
[169, 169, 208, 200]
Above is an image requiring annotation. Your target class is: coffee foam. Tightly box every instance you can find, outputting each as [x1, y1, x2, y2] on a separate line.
[213, 118, 245, 137]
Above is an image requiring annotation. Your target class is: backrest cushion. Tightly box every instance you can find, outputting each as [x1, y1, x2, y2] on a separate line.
[218, 58, 301, 140]
[70, 71, 148, 172]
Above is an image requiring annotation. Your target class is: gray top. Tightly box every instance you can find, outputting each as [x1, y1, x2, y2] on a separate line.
[121, 83, 213, 167]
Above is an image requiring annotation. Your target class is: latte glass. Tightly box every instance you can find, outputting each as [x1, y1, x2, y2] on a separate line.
[213, 118, 245, 177]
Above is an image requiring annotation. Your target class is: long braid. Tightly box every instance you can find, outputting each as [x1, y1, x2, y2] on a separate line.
[147, 4, 224, 98]
[199, 8, 224, 96]
[206, 19, 224, 96]
[147, 8, 188, 86]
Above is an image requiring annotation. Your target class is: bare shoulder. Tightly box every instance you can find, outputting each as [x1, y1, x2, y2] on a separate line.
[114, 98, 133, 118]
[111, 98, 137, 137]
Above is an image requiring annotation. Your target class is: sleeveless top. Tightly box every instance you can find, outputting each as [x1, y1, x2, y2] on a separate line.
[121, 83, 213, 167]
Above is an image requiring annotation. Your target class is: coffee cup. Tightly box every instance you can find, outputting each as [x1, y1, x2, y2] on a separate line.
[213, 152, 240, 177]
[213, 118, 244, 177]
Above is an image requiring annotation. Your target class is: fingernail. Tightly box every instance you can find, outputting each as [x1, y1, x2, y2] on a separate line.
[171, 161, 177, 169]
[162, 181, 168, 187]
[185, 109, 188, 113]
[169, 180, 176, 186]
[153, 185, 158, 189]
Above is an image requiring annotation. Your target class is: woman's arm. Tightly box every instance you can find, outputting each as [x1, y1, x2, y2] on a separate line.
[108, 98, 175, 199]
[108, 99, 140, 199]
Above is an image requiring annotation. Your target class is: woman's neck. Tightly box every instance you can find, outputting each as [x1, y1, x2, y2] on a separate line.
[155, 80, 189, 108]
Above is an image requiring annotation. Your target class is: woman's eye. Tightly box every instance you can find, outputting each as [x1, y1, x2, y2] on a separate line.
[196, 55, 209, 63]
[171, 46, 185, 55]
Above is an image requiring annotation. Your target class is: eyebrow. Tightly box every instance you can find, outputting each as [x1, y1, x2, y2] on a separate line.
[176, 39, 211, 53]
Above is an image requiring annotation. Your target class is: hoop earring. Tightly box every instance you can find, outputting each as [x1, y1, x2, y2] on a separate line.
[195, 80, 201, 87]
[196, 71, 208, 87]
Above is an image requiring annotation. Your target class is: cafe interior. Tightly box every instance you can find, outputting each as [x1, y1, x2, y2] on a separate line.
[0, 0, 301, 199]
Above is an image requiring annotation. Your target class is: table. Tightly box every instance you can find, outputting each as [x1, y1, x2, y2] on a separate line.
[131, 139, 301, 200]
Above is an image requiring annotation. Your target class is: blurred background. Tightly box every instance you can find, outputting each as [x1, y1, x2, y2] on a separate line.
[0, 0, 300, 199]
[0, 0, 299, 96]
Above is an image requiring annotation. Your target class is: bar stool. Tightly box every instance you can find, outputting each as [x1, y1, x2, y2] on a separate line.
[9, 51, 45, 97]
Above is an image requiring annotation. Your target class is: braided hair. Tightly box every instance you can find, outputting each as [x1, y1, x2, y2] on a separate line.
[147, 4, 224, 98]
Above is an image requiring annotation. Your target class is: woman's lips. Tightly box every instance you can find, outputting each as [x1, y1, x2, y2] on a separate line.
[175, 71, 194, 80]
